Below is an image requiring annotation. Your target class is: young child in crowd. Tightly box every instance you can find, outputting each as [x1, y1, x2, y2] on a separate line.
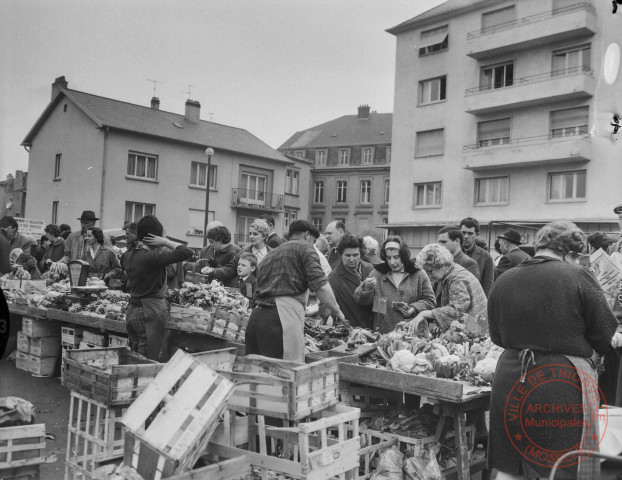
[236, 252, 257, 306]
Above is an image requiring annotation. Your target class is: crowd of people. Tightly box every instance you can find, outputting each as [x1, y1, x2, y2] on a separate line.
[3, 209, 622, 478]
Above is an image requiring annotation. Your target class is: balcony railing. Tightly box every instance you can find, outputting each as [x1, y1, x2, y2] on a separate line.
[463, 131, 589, 151]
[466, 3, 595, 39]
[230, 188, 284, 212]
[465, 66, 592, 96]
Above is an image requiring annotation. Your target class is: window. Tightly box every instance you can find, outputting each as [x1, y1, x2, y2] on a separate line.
[414, 182, 442, 208]
[338, 148, 350, 165]
[384, 179, 390, 204]
[552, 44, 590, 76]
[360, 180, 371, 204]
[550, 106, 589, 138]
[315, 149, 327, 166]
[285, 169, 299, 194]
[337, 181, 347, 203]
[312, 217, 323, 232]
[386, 146, 391, 164]
[481, 62, 513, 90]
[127, 152, 158, 180]
[125, 201, 156, 223]
[190, 162, 217, 189]
[52, 201, 59, 224]
[419, 25, 448, 56]
[187, 209, 214, 235]
[294, 150, 306, 159]
[477, 118, 511, 147]
[240, 173, 267, 205]
[284, 210, 297, 228]
[63, 104, 67, 112]
[419, 76, 447, 105]
[313, 181, 324, 204]
[475, 176, 509, 205]
[361, 147, 374, 164]
[54, 154, 61, 179]
[415, 129, 444, 157]
[548, 170, 586, 201]
[481, 6, 516, 32]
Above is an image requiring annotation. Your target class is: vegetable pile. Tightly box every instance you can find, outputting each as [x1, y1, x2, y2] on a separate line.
[166, 281, 250, 316]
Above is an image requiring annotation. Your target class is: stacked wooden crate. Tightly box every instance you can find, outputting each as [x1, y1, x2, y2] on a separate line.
[0, 424, 46, 480]
[61, 326, 83, 385]
[18, 317, 61, 377]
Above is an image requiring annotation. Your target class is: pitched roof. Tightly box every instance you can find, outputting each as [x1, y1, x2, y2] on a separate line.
[278, 112, 392, 150]
[22, 89, 288, 163]
[387, 0, 492, 35]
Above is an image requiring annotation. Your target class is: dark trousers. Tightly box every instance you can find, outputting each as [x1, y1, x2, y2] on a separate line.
[245, 307, 283, 359]
[126, 299, 169, 362]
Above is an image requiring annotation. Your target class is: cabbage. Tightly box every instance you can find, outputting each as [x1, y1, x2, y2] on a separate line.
[473, 357, 498, 382]
[389, 349, 417, 373]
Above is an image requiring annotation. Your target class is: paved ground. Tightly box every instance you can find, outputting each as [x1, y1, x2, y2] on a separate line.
[0, 353, 620, 480]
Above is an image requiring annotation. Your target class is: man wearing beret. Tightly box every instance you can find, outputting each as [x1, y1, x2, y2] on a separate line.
[247, 220, 346, 363]
[123, 215, 194, 361]
[494, 228, 530, 280]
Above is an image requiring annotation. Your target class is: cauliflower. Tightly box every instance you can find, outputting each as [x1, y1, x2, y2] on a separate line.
[389, 349, 417, 373]
[473, 357, 498, 382]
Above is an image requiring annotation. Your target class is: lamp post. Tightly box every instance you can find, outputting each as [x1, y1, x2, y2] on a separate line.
[203, 147, 215, 247]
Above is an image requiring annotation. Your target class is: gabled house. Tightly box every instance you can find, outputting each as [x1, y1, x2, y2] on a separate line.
[279, 105, 392, 239]
[22, 77, 298, 247]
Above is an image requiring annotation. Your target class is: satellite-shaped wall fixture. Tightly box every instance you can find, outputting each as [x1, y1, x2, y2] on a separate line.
[612, 114, 621, 134]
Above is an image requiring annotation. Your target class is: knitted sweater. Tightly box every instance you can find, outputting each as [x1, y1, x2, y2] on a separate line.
[488, 256, 617, 357]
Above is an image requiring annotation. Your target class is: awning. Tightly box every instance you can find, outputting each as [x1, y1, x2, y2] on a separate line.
[420, 29, 448, 49]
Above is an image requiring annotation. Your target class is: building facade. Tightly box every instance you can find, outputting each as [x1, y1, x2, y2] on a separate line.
[279, 105, 392, 240]
[387, 0, 621, 250]
[0, 171, 28, 218]
[22, 77, 302, 248]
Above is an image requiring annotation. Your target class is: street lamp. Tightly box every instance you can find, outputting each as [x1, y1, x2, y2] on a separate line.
[203, 147, 215, 247]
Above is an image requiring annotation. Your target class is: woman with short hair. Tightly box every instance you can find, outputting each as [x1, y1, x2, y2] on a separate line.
[354, 236, 435, 333]
[83, 227, 122, 278]
[405, 243, 487, 334]
[39, 224, 65, 274]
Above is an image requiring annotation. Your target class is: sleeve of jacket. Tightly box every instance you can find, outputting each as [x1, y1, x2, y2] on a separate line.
[494, 255, 511, 280]
[432, 278, 472, 331]
[481, 254, 494, 296]
[354, 271, 376, 306]
[487, 287, 504, 348]
[212, 252, 239, 283]
[408, 271, 436, 314]
[467, 261, 480, 280]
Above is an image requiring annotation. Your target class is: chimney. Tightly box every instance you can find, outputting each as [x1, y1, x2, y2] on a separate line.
[151, 97, 160, 110]
[184, 99, 201, 123]
[51, 76, 68, 100]
[357, 104, 371, 119]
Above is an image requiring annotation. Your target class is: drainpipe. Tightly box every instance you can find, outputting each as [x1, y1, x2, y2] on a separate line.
[488, 221, 494, 252]
[99, 127, 109, 227]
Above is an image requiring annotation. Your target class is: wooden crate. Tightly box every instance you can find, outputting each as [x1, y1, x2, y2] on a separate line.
[16, 351, 30, 373]
[121, 350, 235, 480]
[219, 355, 349, 421]
[0, 424, 46, 470]
[339, 382, 408, 415]
[17, 332, 30, 353]
[210, 403, 360, 480]
[83, 330, 107, 347]
[65, 392, 128, 480]
[191, 347, 237, 371]
[61, 344, 76, 386]
[163, 455, 250, 480]
[0, 464, 40, 480]
[167, 305, 214, 334]
[62, 326, 84, 346]
[28, 354, 57, 377]
[107, 334, 129, 348]
[22, 317, 58, 338]
[29, 336, 61, 357]
[210, 309, 249, 343]
[64, 347, 162, 407]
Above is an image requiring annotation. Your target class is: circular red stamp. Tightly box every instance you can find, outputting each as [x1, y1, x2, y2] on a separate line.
[503, 363, 608, 469]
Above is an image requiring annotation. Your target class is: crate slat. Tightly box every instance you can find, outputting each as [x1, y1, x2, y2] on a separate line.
[0, 424, 46, 470]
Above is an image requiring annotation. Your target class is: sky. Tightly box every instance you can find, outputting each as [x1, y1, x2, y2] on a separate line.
[0, 0, 446, 179]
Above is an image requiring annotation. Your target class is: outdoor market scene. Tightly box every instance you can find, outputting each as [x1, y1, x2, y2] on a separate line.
[2, 1, 622, 479]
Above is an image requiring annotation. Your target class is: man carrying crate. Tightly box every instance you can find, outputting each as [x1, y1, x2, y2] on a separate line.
[123, 215, 194, 361]
[248, 220, 346, 363]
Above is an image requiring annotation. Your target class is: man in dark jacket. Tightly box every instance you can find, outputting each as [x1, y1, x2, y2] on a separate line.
[259, 214, 284, 248]
[328, 235, 373, 329]
[324, 220, 346, 269]
[437, 226, 479, 279]
[494, 228, 530, 279]
[460, 217, 494, 296]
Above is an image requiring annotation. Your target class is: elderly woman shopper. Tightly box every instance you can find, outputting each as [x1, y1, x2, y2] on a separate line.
[8, 248, 41, 280]
[405, 243, 487, 335]
[202, 219, 272, 285]
[83, 227, 122, 279]
[39, 224, 66, 274]
[354, 236, 435, 334]
[487, 221, 620, 480]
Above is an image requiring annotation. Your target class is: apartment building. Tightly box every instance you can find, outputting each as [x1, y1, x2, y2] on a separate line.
[22, 77, 300, 248]
[0, 171, 28, 218]
[279, 105, 391, 239]
[387, 0, 621, 249]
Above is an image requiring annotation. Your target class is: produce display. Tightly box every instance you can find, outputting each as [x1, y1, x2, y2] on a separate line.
[67, 290, 129, 320]
[166, 280, 250, 316]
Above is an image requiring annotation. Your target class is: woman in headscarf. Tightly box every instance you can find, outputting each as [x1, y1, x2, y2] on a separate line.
[9, 248, 41, 280]
[354, 236, 435, 333]
[39, 224, 66, 274]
